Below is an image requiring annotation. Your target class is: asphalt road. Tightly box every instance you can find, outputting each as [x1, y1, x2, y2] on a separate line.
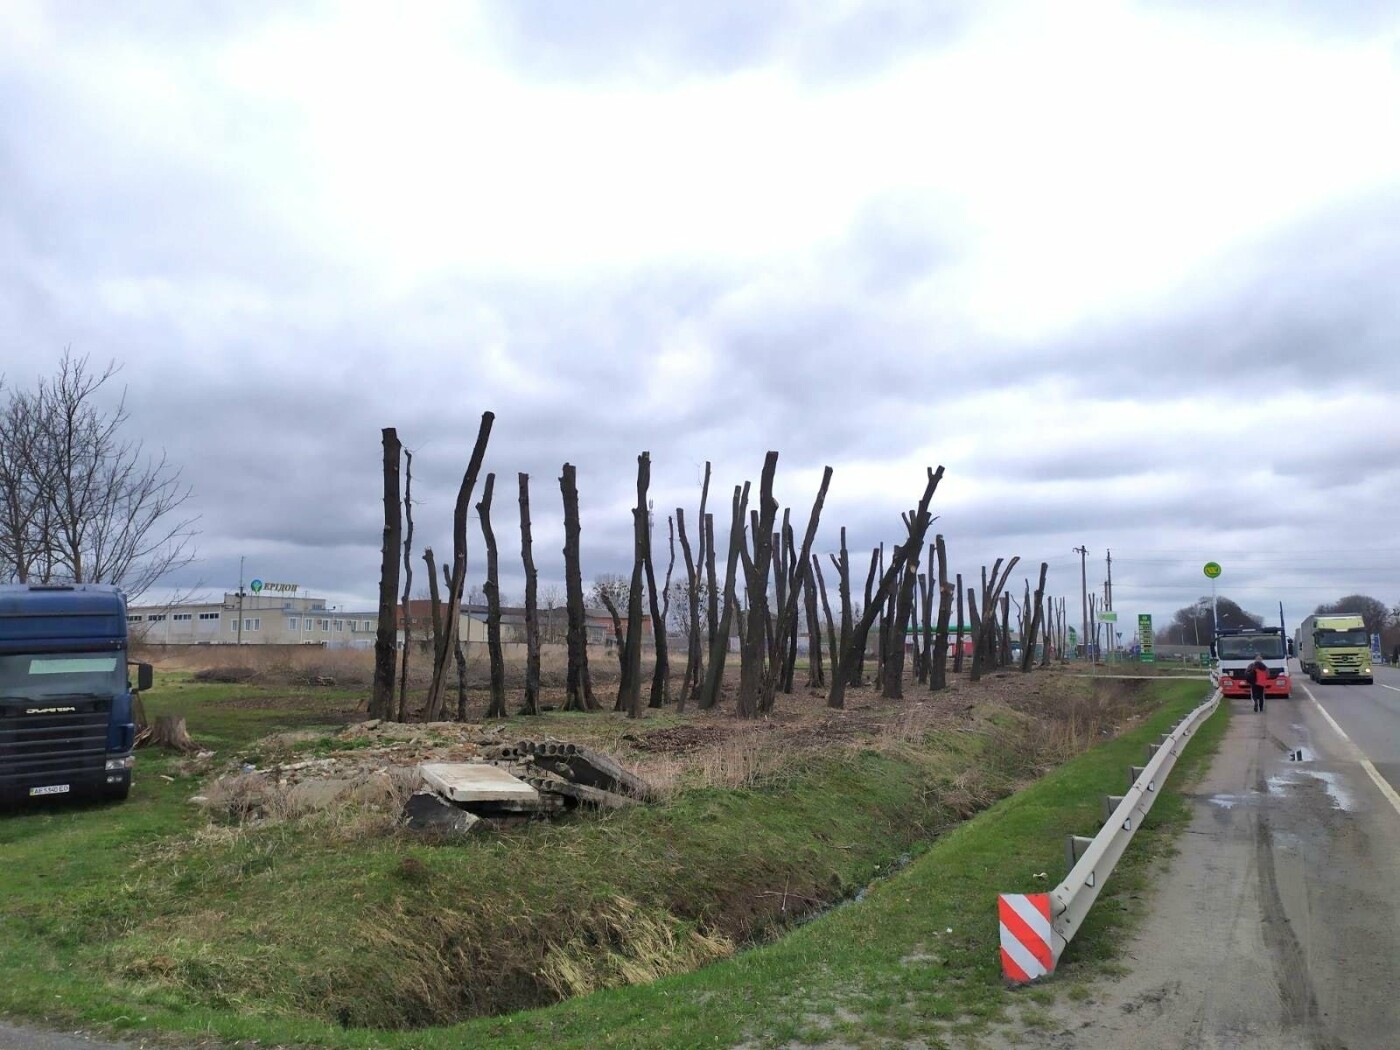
[996, 661, 1400, 1049]
[0, 1022, 136, 1050]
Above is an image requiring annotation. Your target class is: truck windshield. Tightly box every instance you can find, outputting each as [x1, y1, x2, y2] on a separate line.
[0, 652, 126, 701]
[1317, 629, 1370, 648]
[1217, 636, 1284, 660]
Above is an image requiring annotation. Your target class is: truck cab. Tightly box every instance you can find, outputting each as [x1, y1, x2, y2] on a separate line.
[1214, 626, 1290, 700]
[0, 584, 151, 804]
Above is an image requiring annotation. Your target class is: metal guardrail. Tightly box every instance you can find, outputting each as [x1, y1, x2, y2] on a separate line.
[999, 688, 1221, 981]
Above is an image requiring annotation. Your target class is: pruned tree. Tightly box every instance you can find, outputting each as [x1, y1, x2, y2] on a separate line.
[829, 467, 944, 709]
[970, 558, 1021, 682]
[699, 462, 717, 657]
[371, 427, 402, 721]
[675, 508, 704, 709]
[953, 573, 966, 674]
[1021, 562, 1048, 672]
[762, 466, 832, 712]
[859, 547, 880, 683]
[813, 553, 840, 683]
[830, 527, 857, 687]
[805, 565, 825, 688]
[623, 453, 652, 720]
[478, 474, 507, 718]
[698, 483, 749, 710]
[395, 450, 415, 722]
[930, 535, 953, 692]
[425, 412, 495, 721]
[736, 454, 779, 719]
[646, 513, 674, 709]
[882, 522, 924, 699]
[446, 564, 469, 721]
[560, 463, 598, 712]
[518, 473, 541, 715]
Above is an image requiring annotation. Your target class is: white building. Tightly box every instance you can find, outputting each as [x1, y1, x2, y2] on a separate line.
[128, 591, 385, 648]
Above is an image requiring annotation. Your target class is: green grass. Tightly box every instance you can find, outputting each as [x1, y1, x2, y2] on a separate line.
[0, 678, 1224, 1049]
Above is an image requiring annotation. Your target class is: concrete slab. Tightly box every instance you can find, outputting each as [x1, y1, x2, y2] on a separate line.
[419, 761, 540, 804]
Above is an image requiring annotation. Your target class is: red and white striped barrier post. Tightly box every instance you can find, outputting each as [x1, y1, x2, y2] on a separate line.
[998, 892, 1054, 983]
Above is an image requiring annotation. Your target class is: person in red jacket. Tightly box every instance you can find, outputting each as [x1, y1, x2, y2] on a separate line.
[1248, 654, 1269, 713]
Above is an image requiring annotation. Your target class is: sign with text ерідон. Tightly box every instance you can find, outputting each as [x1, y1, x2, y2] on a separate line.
[248, 580, 299, 595]
[1138, 614, 1154, 663]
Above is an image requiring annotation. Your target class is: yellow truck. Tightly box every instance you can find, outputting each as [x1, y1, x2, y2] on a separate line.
[1297, 613, 1373, 685]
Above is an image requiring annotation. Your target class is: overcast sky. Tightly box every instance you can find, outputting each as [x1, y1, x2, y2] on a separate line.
[4, 0, 1400, 638]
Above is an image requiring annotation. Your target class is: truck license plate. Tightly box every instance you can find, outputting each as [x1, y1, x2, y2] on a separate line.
[28, 784, 70, 796]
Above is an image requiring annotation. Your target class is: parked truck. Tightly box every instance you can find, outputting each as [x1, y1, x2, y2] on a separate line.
[1214, 625, 1290, 701]
[1297, 613, 1373, 684]
[0, 584, 151, 803]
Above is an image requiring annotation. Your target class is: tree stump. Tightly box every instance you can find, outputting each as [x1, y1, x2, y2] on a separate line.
[137, 715, 199, 753]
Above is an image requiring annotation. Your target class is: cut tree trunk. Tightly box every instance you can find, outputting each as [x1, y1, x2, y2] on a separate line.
[737, 453, 778, 719]
[623, 452, 650, 720]
[560, 463, 598, 711]
[953, 574, 966, 674]
[1021, 561, 1048, 673]
[518, 473, 541, 714]
[425, 412, 494, 721]
[676, 508, 702, 710]
[395, 449, 415, 723]
[371, 428, 402, 720]
[930, 535, 952, 692]
[478, 473, 507, 718]
[647, 515, 673, 709]
[137, 715, 198, 753]
[828, 467, 944, 710]
[698, 483, 749, 710]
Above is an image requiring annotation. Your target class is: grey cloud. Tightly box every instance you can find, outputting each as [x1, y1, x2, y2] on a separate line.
[479, 0, 974, 85]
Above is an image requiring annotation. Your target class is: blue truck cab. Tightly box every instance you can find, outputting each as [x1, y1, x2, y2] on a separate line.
[0, 583, 152, 804]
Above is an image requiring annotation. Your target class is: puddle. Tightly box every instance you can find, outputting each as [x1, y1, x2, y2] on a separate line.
[1208, 794, 1244, 809]
[1266, 769, 1356, 811]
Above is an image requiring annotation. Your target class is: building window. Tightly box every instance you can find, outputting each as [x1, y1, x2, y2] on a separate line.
[317, 618, 330, 631]
[148, 614, 166, 623]
[199, 612, 220, 621]
[346, 620, 358, 632]
[287, 616, 300, 631]
[332, 619, 343, 632]
[244, 618, 260, 632]
[304, 619, 312, 632]
[172, 613, 192, 622]
[129, 615, 144, 622]
[230, 619, 239, 633]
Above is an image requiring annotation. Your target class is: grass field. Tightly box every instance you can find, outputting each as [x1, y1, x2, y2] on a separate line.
[0, 668, 1222, 1049]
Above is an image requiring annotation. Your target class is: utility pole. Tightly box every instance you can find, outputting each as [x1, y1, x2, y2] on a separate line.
[1105, 549, 1113, 610]
[1073, 546, 1089, 662]
[236, 555, 246, 646]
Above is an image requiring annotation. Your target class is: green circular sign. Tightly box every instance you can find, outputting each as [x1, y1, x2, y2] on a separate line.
[1203, 562, 1222, 579]
[250, 578, 264, 593]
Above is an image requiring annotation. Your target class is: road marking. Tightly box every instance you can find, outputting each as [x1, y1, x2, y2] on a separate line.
[1380, 683, 1400, 694]
[1301, 681, 1400, 820]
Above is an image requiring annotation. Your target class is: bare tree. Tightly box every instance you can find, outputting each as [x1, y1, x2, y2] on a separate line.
[813, 553, 840, 681]
[970, 558, 1020, 683]
[560, 463, 598, 711]
[518, 473, 541, 715]
[372, 428, 402, 720]
[0, 354, 198, 598]
[478, 474, 507, 718]
[425, 412, 494, 721]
